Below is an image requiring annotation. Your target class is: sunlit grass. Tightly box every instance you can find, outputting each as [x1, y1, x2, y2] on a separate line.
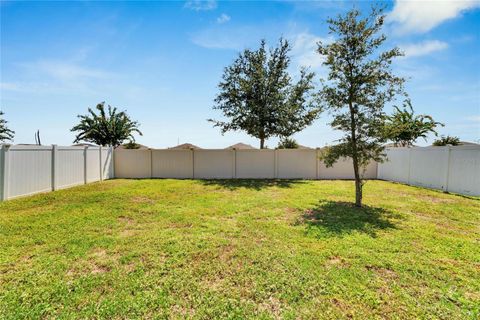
[1, 179, 478, 319]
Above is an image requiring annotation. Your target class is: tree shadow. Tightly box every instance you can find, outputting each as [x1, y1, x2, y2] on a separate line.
[297, 201, 402, 238]
[198, 179, 306, 190]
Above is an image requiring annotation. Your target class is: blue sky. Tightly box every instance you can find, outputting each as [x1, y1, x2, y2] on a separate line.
[1, 0, 479, 148]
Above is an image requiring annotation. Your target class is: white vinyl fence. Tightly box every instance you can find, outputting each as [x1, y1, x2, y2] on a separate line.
[378, 146, 480, 196]
[0, 144, 114, 200]
[2, 144, 478, 201]
[114, 148, 378, 180]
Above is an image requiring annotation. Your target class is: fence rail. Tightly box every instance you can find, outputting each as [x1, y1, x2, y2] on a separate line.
[0, 145, 114, 200]
[114, 148, 378, 180]
[378, 146, 480, 196]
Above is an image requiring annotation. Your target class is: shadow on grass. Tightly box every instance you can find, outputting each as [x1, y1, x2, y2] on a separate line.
[198, 179, 306, 190]
[297, 201, 401, 238]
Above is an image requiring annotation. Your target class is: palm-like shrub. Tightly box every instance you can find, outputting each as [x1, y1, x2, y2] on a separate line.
[384, 99, 443, 147]
[433, 135, 461, 146]
[0, 111, 15, 143]
[71, 102, 142, 147]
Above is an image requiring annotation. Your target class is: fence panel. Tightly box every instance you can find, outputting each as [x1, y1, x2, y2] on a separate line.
[86, 148, 101, 183]
[277, 149, 317, 179]
[152, 149, 193, 178]
[0, 145, 113, 201]
[236, 150, 275, 179]
[101, 147, 114, 179]
[7, 146, 53, 199]
[409, 147, 449, 191]
[56, 147, 85, 189]
[194, 150, 234, 179]
[377, 148, 411, 183]
[447, 146, 480, 196]
[378, 146, 480, 196]
[114, 149, 151, 178]
[318, 157, 377, 179]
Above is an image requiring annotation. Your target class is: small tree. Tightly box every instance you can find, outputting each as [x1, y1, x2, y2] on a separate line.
[384, 99, 443, 147]
[318, 7, 405, 207]
[71, 102, 142, 147]
[277, 137, 299, 149]
[210, 38, 320, 149]
[433, 135, 461, 146]
[0, 111, 15, 143]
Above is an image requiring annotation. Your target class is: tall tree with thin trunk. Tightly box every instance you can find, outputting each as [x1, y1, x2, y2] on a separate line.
[71, 102, 142, 147]
[0, 111, 15, 143]
[210, 38, 320, 149]
[318, 7, 405, 207]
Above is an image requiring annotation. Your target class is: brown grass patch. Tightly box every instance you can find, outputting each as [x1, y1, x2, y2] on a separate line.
[258, 296, 283, 319]
[326, 256, 350, 268]
[130, 196, 156, 204]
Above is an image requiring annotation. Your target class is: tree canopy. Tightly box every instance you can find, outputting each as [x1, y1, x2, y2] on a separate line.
[433, 135, 461, 146]
[0, 111, 15, 143]
[210, 38, 320, 149]
[71, 102, 142, 147]
[277, 137, 299, 149]
[318, 6, 405, 207]
[384, 99, 443, 147]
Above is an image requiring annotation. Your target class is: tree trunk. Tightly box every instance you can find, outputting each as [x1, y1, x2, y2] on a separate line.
[348, 100, 362, 207]
[352, 156, 362, 207]
[259, 129, 265, 149]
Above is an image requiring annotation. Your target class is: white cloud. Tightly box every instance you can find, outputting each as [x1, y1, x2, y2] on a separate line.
[20, 60, 112, 82]
[389, 0, 480, 34]
[184, 0, 217, 11]
[291, 32, 330, 69]
[401, 40, 449, 57]
[217, 13, 230, 24]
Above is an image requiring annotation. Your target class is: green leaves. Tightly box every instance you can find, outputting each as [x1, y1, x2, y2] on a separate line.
[0, 111, 15, 143]
[318, 6, 405, 206]
[210, 38, 320, 148]
[383, 99, 443, 147]
[433, 135, 461, 146]
[71, 102, 142, 147]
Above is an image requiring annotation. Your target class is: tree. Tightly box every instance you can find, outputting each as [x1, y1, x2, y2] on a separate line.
[71, 102, 142, 147]
[277, 137, 299, 149]
[433, 135, 461, 146]
[209, 38, 320, 149]
[318, 7, 405, 207]
[122, 141, 142, 149]
[0, 111, 15, 143]
[384, 99, 443, 147]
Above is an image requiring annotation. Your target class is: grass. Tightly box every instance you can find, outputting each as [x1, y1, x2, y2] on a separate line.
[0, 179, 479, 319]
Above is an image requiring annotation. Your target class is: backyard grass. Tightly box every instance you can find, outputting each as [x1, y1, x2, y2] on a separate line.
[0, 179, 479, 319]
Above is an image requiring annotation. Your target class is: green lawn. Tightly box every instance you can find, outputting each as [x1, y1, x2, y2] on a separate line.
[0, 179, 479, 319]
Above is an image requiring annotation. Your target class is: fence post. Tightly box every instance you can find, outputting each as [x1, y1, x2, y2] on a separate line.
[84, 146, 88, 184]
[191, 148, 195, 179]
[111, 146, 115, 179]
[0, 144, 11, 201]
[444, 146, 452, 192]
[150, 148, 153, 178]
[407, 147, 412, 185]
[316, 148, 320, 180]
[274, 149, 278, 179]
[52, 145, 58, 191]
[232, 148, 237, 179]
[99, 147, 103, 181]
